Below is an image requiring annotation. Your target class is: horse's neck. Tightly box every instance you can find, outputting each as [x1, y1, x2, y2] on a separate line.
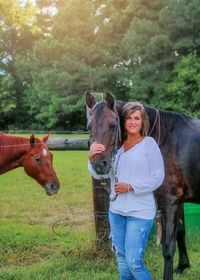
[0, 135, 30, 174]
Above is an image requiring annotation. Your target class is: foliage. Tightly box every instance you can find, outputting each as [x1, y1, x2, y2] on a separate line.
[0, 0, 41, 128]
[164, 53, 200, 117]
[1, 0, 200, 129]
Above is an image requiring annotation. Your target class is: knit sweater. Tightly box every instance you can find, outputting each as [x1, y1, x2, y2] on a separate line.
[88, 136, 165, 219]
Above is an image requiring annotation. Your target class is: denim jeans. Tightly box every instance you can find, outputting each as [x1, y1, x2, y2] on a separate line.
[109, 211, 154, 280]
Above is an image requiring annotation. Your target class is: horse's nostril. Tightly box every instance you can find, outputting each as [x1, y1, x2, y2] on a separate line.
[94, 161, 108, 174]
[50, 183, 58, 190]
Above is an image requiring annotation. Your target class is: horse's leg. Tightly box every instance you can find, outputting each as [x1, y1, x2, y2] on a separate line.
[174, 204, 190, 273]
[161, 198, 178, 280]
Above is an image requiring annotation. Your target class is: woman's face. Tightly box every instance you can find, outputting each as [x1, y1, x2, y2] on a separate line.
[124, 110, 143, 137]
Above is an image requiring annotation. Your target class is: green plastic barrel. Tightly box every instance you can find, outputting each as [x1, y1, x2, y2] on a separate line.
[184, 203, 200, 229]
[151, 203, 200, 237]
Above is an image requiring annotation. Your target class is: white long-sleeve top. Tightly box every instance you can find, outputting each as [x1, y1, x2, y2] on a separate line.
[88, 136, 165, 219]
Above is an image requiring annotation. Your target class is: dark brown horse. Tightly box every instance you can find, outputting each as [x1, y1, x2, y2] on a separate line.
[0, 133, 60, 195]
[86, 92, 200, 280]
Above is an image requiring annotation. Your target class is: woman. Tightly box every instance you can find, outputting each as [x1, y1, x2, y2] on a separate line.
[88, 102, 165, 280]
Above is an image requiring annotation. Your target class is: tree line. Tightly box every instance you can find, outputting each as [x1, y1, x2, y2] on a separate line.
[1, 0, 200, 130]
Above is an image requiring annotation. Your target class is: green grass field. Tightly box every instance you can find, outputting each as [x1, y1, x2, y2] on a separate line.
[0, 149, 200, 280]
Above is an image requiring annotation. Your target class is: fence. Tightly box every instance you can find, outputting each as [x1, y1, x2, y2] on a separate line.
[5, 130, 89, 135]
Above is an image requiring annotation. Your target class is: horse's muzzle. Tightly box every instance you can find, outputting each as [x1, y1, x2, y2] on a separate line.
[93, 159, 110, 175]
[45, 181, 60, 195]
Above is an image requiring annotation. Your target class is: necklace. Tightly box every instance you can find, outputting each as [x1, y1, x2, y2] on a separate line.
[125, 134, 142, 143]
[124, 135, 144, 152]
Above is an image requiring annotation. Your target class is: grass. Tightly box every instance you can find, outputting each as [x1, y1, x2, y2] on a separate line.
[7, 133, 89, 139]
[0, 150, 200, 279]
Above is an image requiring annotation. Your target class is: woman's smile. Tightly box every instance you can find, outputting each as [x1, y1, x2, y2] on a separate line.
[124, 110, 142, 137]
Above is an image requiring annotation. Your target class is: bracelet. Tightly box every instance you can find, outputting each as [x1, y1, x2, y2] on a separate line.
[127, 184, 133, 192]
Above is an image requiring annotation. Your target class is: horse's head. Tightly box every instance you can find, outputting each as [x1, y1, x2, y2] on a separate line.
[86, 92, 121, 175]
[23, 135, 60, 195]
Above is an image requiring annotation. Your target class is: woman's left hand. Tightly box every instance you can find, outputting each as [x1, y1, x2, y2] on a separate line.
[114, 182, 129, 194]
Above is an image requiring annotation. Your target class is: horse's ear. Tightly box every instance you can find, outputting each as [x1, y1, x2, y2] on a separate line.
[85, 91, 96, 109]
[105, 92, 114, 109]
[30, 135, 36, 146]
[42, 134, 49, 143]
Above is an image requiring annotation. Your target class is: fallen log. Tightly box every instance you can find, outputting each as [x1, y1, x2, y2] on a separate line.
[47, 138, 89, 150]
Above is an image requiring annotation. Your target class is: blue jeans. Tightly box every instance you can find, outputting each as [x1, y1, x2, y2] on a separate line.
[109, 211, 154, 280]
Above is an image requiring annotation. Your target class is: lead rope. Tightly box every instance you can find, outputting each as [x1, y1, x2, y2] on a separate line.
[100, 107, 121, 201]
[148, 109, 162, 246]
[154, 110, 162, 245]
[148, 109, 162, 245]
[148, 109, 161, 146]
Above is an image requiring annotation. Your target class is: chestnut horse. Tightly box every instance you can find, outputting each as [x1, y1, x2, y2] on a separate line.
[86, 92, 200, 280]
[0, 133, 60, 195]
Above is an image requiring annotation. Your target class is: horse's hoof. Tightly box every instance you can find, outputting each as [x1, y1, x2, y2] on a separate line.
[174, 264, 190, 274]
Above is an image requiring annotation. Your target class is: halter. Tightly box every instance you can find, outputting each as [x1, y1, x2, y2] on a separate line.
[90, 101, 121, 157]
[90, 102, 121, 197]
[148, 109, 161, 146]
[112, 106, 121, 156]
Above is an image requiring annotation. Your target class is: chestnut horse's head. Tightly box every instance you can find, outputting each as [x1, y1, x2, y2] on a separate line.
[86, 92, 121, 175]
[23, 135, 60, 195]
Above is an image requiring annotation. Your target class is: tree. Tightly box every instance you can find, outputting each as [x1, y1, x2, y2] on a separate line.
[165, 53, 200, 117]
[0, 0, 41, 128]
[119, 0, 200, 109]
[25, 0, 124, 129]
[1, 0, 200, 130]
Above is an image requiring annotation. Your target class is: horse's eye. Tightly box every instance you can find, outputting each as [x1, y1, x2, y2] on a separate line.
[35, 157, 42, 163]
[110, 123, 116, 130]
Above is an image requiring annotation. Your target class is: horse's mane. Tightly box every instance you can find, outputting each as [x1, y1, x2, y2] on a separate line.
[157, 108, 193, 129]
[0, 133, 32, 160]
[0, 133, 29, 146]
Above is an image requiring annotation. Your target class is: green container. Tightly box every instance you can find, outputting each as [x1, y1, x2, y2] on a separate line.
[184, 203, 200, 229]
[151, 203, 200, 235]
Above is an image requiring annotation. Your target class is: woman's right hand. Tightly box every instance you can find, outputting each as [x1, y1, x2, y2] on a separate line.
[89, 142, 105, 161]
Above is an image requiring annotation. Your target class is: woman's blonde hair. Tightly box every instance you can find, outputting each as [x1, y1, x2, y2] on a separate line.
[122, 102, 149, 138]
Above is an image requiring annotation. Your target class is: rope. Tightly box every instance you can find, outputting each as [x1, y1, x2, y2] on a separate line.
[0, 143, 35, 148]
[51, 203, 109, 238]
[148, 109, 161, 146]
[51, 205, 76, 238]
